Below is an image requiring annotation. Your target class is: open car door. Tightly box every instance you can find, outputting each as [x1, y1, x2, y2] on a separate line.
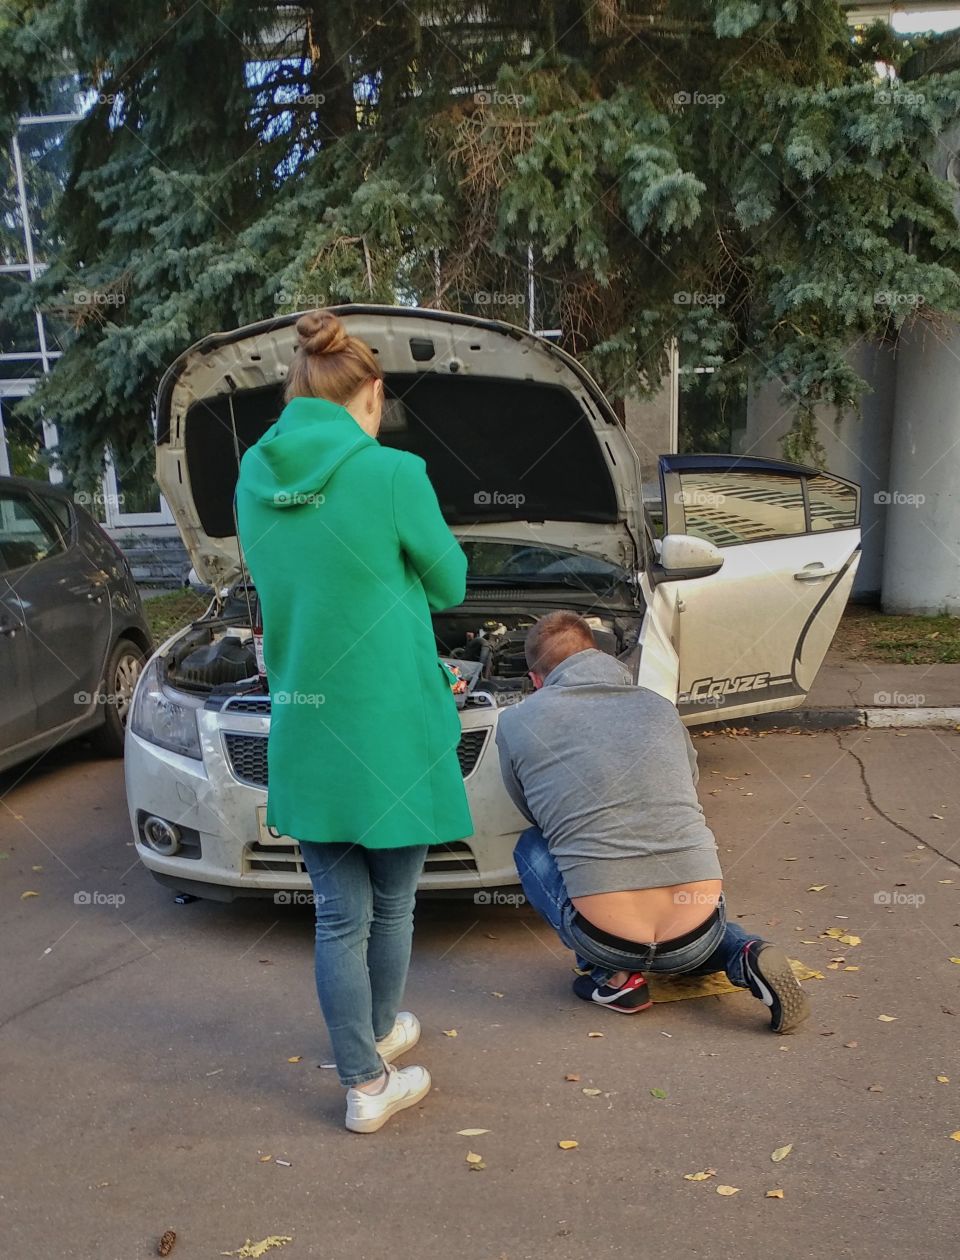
[646, 455, 860, 725]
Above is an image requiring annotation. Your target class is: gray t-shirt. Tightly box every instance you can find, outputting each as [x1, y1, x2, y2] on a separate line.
[495, 649, 722, 897]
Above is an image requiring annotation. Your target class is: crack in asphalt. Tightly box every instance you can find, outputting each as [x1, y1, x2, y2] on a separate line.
[0, 947, 154, 1034]
[835, 731, 960, 870]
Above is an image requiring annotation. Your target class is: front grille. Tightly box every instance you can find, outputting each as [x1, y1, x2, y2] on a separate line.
[223, 732, 269, 787]
[223, 695, 273, 715]
[245, 838, 479, 877]
[456, 729, 488, 777]
[224, 727, 490, 790]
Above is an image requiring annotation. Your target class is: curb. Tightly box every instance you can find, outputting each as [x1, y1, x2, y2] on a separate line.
[701, 707, 960, 734]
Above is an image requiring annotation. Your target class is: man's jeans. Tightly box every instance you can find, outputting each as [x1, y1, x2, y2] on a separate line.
[514, 826, 758, 986]
[300, 840, 427, 1087]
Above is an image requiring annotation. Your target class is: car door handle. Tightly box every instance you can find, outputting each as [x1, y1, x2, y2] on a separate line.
[794, 564, 841, 582]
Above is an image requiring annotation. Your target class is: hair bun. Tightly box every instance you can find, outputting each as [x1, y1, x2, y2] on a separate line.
[296, 309, 350, 357]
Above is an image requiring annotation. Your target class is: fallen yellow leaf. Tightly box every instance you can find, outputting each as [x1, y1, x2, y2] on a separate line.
[558, 1140, 579, 1150]
[839, 934, 861, 947]
[951, 1131, 960, 1142]
[20, 890, 39, 900]
[582, 1088, 602, 1096]
[937, 1075, 950, 1084]
[31, 865, 43, 872]
[766, 1189, 785, 1199]
[844, 966, 860, 972]
[716, 1185, 740, 1196]
[877, 1014, 897, 1022]
[286, 1056, 302, 1063]
[465, 1151, 484, 1164]
[683, 1169, 717, 1181]
[221, 1237, 293, 1259]
[823, 927, 844, 939]
[443, 1029, 458, 1037]
[587, 1031, 604, 1038]
[771, 1144, 793, 1163]
[949, 958, 960, 966]
[457, 1129, 490, 1136]
[807, 885, 827, 893]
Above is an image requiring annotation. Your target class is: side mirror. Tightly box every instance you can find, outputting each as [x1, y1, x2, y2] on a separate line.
[658, 533, 724, 579]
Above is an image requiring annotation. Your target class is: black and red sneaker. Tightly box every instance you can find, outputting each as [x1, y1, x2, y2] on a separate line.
[572, 971, 653, 1014]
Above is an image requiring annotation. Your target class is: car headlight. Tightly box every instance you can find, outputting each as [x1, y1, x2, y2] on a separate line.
[130, 656, 202, 759]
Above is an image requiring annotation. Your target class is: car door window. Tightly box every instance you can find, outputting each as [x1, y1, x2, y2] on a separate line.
[676, 471, 806, 546]
[0, 491, 65, 571]
[806, 474, 858, 532]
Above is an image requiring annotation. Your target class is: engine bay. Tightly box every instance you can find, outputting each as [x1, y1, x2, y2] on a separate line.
[163, 590, 641, 706]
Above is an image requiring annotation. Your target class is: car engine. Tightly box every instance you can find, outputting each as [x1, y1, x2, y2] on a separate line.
[163, 592, 637, 707]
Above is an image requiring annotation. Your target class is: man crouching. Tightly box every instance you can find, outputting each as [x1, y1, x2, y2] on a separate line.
[495, 611, 810, 1033]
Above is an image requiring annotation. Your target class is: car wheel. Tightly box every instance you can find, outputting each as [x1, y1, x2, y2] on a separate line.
[90, 637, 146, 757]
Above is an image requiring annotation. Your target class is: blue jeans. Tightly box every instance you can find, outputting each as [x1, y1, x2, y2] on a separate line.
[300, 841, 427, 1087]
[514, 827, 758, 986]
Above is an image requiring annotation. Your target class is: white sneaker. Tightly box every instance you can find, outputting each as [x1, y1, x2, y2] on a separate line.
[375, 1011, 421, 1063]
[345, 1063, 431, 1133]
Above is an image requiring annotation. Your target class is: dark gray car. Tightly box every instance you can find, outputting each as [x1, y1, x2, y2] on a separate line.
[0, 475, 153, 772]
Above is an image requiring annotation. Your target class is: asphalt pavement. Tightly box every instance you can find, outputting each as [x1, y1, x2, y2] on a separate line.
[1, 728, 959, 1260]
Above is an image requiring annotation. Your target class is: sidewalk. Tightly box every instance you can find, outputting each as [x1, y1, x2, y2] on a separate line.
[710, 653, 960, 732]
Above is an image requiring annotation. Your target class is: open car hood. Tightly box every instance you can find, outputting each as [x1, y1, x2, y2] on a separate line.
[155, 305, 645, 587]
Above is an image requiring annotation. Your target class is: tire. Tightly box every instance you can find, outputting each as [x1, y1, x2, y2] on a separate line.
[90, 637, 147, 757]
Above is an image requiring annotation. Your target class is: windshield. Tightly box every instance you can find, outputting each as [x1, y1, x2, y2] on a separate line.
[459, 540, 630, 591]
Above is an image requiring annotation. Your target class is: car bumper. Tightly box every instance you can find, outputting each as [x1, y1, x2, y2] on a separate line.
[124, 702, 526, 899]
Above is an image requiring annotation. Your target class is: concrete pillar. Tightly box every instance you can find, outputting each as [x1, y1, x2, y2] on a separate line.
[739, 340, 895, 599]
[881, 321, 960, 615]
[623, 341, 678, 485]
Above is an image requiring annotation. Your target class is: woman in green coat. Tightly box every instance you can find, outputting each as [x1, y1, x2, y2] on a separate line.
[236, 310, 472, 1132]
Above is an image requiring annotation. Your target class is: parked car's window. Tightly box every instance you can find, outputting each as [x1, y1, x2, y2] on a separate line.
[677, 472, 806, 546]
[41, 494, 74, 540]
[0, 491, 66, 572]
[807, 474, 858, 531]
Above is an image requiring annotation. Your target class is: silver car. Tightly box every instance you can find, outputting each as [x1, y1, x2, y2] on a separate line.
[0, 475, 152, 772]
[125, 305, 860, 901]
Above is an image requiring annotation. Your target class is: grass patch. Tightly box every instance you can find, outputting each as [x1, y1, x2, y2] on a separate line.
[831, 605, 960, 665]
[141, 588, 214, 644]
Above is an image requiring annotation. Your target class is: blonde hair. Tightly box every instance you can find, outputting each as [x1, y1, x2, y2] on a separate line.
[284, 309, 383, 405]
[525, 611, 596, 678]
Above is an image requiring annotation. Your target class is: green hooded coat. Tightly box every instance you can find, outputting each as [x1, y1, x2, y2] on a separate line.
[235, 396, 473, 849]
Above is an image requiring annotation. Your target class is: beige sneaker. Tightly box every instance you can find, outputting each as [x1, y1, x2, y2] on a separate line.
[376, 1011, 421, 1063]
[345, 1063, 431, 1133]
